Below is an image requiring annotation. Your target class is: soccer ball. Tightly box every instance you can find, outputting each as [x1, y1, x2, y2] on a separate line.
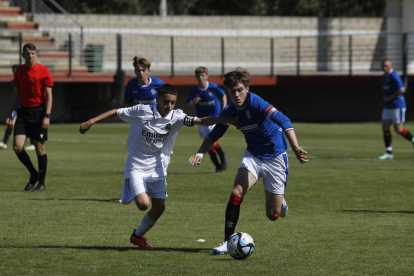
[227, 232, 255, 260]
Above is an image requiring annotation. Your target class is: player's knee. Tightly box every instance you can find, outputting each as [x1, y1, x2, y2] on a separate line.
[13, 145, 23, 154]
[397, 128, 408, 135]
[266, 209, 281, 221]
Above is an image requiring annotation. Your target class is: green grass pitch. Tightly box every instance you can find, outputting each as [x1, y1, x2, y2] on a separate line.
[0, 122, 413, 275]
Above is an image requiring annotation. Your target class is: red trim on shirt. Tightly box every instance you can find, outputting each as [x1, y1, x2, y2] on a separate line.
[264, 106, 274, 117]
[14, 63, 53, 107]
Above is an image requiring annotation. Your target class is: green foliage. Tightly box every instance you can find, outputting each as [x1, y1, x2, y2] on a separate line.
[54, 0, 385, 16]
[0, 122, 413, 275]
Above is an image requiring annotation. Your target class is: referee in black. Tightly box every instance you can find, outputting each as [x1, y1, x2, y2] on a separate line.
[6, 44, 53, 191]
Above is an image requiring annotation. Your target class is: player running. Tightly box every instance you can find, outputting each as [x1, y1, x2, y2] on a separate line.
[188, 68, 308, 255]
[186, 66, 228, 173]
[79, 84, 238, 250]
[378, 58, 414, 159]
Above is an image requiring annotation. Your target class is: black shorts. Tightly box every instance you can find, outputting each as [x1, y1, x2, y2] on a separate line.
[14, 106, 48, 141]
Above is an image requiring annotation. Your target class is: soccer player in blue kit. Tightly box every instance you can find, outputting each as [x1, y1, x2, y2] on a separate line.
[186, 67, 228, 173]
[188, 68, 308, 255]
[124, 56, 164, 106]
[379, 59, 414, 159]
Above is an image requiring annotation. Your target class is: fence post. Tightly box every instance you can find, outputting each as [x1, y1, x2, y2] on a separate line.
[170, 36, 174, 77]
[270, 38, 274, 76]
[18, 32, 22, 64]
[221, 37, 225, 77]
[402, 33, 408, 88]
[68, 33, 72, 76]
[114, 33, 125, 105]
[31, 0, 35, 22]
[296, 37, 300, 76]
[348, 35, 352, 77]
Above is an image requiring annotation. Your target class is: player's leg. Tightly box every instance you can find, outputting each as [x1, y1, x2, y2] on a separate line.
[263, 152, 289, 220]
[32, 124, 48, 192]
[131, 179, 167, 249]
[2, 113, 17, 149]
[394, 115, 414, 150]
[213, 166, 257, 255]
[213, 141, 228, 171]
[379, 114, 393, 159]
[13, 130, 39, 190]
[208, 147, 222, 173]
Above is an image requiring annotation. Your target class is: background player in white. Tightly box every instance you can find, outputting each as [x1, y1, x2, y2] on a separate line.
[79, 84, 238, 250]
[124, 56, 164, 107]
[188, 68, 308, 255]
[186, 66, 228, 173]
[379, 58, 414, 159]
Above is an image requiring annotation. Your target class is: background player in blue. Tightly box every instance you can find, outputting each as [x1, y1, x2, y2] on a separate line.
[186, 66, 228, 173]
[188, 68, 308, 255]
[124, 56, 164, 106]
[379, 58, 414, 160]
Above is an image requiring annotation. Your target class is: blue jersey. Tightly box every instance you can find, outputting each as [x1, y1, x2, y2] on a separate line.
[382, 70, 406, 109]
[208, 92, 292, 159]
[124, 76, 164, 105]
[186, 82, 226, 117]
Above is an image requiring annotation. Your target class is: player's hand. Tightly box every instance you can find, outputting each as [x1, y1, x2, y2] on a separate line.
[292, 146, 308, 164]
[193, 97, 201, 104]
[79, 120, 93, 134]
[5, 117, 11, 125]
[226, 117, 240, 127]
[42, 117, 50, 129]
[188, 155, 202, 166]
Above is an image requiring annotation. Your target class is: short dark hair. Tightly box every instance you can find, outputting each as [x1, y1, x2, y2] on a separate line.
[133, 56, 151, 70]
[223, 67, 252, 89]
[158, 84, 178, 97]
[382, 58, 392, 64]
[22, 43, 36, 53]
[195, 66, 208, 75]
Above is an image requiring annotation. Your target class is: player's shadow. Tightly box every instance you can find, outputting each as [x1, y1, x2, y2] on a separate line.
[339, 210, 414, 214]
[34, 245, 211, 253]
[28, 198, 120, 203]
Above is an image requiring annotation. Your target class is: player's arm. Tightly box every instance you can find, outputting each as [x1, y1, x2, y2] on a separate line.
[188, 137, 215, 166]
[6, 86, 20, 124]
[284, 129, 308, 164]
[192, 116, 239, 127]
[220, 94, 227, 110]
[383, 87, 405, 103]
[42, 86, 53, 129]
[79, 109, 118, 134]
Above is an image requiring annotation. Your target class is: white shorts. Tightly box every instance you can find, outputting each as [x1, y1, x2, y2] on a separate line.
[121, 174, 168, 205]
[240, 150, 289, 195]
[198, 125, 215, 139]
[382, 108, 406, 124]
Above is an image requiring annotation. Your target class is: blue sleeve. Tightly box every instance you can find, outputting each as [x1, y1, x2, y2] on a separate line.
[212, 84, 226, 98]
[392, 72, 404, 89]
[186, 87, 196, 104]
[124, 82, 132, 105]
[207, 108, 230, 142]
[269, 109, 293, 132]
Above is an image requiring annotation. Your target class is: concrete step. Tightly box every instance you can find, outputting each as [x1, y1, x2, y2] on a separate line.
[0, 14, 26, 22]
[0, 7, 22, 15]
[0, 1, 10, 8]
[1, 22, 39, 30]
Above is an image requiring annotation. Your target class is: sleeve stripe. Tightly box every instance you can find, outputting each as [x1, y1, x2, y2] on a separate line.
[283, 128, 294, 132]
[265, 106, 277, 118]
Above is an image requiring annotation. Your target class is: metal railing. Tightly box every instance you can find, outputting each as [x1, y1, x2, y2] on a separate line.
[0, 29, 413, 80]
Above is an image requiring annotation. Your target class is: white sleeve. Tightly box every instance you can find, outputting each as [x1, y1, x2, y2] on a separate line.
[117, 105, 142, 123]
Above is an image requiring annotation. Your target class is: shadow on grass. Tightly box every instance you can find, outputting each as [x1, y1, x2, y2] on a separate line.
[28, 198, 120, 203]
[339, 210, 414, 214]
[27, 245, 210, 253]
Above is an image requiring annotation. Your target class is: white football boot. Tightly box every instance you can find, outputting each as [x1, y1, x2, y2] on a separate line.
[378, 153, 394, 160]
[0, 142, 7, 150]
[281, 197, 288, 218]
[212, 241, 228, 255]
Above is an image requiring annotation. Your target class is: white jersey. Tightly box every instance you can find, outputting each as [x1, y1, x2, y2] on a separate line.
[117, 104, 187, 180]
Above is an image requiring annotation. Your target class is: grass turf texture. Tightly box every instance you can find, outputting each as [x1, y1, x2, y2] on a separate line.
[1, 122, 413, 276]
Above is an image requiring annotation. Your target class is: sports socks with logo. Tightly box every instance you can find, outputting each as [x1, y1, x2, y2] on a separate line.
[224, 194, 243, 241]
[38, 154, 47, 185]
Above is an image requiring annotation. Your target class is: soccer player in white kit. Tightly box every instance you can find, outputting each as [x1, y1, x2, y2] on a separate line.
[80, 84, 238, 250]
[188, 68, 308, 255]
